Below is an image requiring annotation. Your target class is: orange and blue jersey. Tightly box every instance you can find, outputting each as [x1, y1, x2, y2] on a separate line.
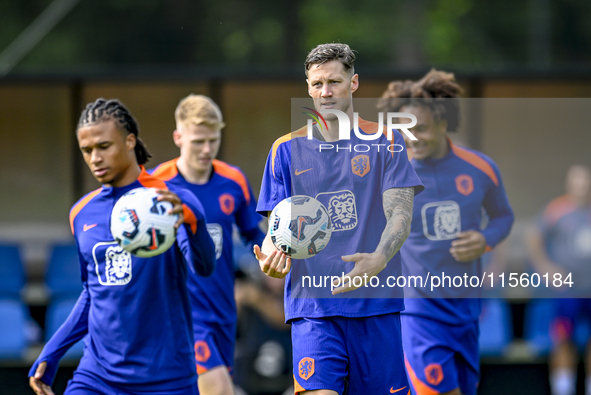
[536, 195, 591, 293]
[401, 139, 514, 325]
[257, 120, 424, 321]
[29, 168, 216, 391]
[535, 196, 591, 344]
[150, 158, 264, 325]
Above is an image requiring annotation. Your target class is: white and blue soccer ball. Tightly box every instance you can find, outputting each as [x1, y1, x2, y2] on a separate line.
[110, 187, 178, 258]
[269, 195, 332, 259]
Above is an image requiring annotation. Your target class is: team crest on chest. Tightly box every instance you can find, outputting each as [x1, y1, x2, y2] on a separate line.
[93, 242, 133, 286]
[219, 193, 235, 215]
[421, 201, 461, 241]
[574, 226, 591, 257]
[351, 155, 370, 177]
[455, 174, 474, 196]
[206, 223, 223, 259]
[316, 190, 358, 232]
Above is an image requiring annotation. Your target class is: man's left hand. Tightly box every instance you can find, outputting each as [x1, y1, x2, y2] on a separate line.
[156, 189, 185, 229]
[331, 252, 387, 295]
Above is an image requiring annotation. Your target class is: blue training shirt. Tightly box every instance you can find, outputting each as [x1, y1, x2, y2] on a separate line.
[29, 168, 216, 391]
[257, 120, 424, 322]
[150, 158, 265, 324]
[401, 139, 514, 325]
[536, 196, 591, 293]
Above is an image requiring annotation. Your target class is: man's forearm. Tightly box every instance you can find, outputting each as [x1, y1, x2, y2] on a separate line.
[375, 187, 414, 261]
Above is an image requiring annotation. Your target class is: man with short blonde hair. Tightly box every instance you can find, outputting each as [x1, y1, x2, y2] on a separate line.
[152, 94, 264, 395]
[175, 94, 226, 131]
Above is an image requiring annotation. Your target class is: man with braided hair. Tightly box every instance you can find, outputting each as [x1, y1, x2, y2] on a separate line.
[29, 98, 216, 395]
[378, 70, 514, 395]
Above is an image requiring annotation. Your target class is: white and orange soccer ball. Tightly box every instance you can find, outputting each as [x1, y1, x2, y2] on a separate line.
[110, 187, 178, 258]
[269, 195, 332, 259]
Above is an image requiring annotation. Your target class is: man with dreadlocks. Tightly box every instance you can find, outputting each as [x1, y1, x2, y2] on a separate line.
[29, 98, 216, 395]
[378, 70, 514, 395]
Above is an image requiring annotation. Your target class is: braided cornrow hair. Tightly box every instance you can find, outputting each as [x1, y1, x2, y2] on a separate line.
[77, 98, 152, 165]
[377, 69, 463, 132]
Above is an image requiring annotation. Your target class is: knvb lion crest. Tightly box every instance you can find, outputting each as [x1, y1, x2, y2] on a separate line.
[206, 223, 223, 259]
[421, 201, 461, 241]
[351, 155, 370, 177]
[434, 205, 461, 240]
[93, 242, 133, 286]
[324, 191, 357, 231]
[105, 245, 132, 285]
[298, 357, 315, 380]
[574, 226, 591, 257]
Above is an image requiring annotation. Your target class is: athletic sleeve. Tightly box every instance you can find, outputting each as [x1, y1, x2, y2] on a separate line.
[174, 188, 216, 277]
[382, 130, 424, 195]
[235, 178, 265, 247]
[257, 142, 290, 216]
[28, 245, 90, 386]
[481, 160, 514, 248]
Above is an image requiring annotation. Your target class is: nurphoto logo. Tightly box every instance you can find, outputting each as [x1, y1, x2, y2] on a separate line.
[303, 108, 417, 153]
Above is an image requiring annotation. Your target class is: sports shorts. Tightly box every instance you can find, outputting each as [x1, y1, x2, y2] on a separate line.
[291, 313, 409, 395]
[402, 314, 479, 395]
[193, 321, 236, 375]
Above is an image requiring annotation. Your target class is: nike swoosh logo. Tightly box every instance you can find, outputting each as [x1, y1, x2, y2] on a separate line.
[390, 386, 406, 393]
[295, 168, 312, 176]
[148, 227, 159, 250]
[83, 224, 98, 232]
[297, 216, 306, 240]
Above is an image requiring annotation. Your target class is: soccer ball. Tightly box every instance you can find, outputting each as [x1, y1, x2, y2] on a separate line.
[110, 187, 178, 258]
[269, 195, 332, 259]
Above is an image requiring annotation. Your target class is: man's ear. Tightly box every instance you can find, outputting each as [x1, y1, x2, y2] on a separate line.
[306, 79, 312, 97]
[126, 133, 136, 151]
[350, 74, 359, 94]
[172, 129, 182, 148]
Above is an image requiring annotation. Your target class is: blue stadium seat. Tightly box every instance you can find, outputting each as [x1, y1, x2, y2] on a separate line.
[0, 299, 28, 358]
[46, 243, 82, 299]
[523, 298, 557, 356]
[45, 297, 85, 359]
[0, 244, 26, 299]
[479, 299, 512, 356]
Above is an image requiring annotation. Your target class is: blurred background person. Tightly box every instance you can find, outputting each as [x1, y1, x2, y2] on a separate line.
[151, 94, 265, 395]
[527, 165, 591, 395]
[379, 69, 514, 395]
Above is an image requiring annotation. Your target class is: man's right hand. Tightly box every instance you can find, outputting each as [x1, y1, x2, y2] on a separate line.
[253, 245, 291, 278]
[30, 361, 54, 395]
